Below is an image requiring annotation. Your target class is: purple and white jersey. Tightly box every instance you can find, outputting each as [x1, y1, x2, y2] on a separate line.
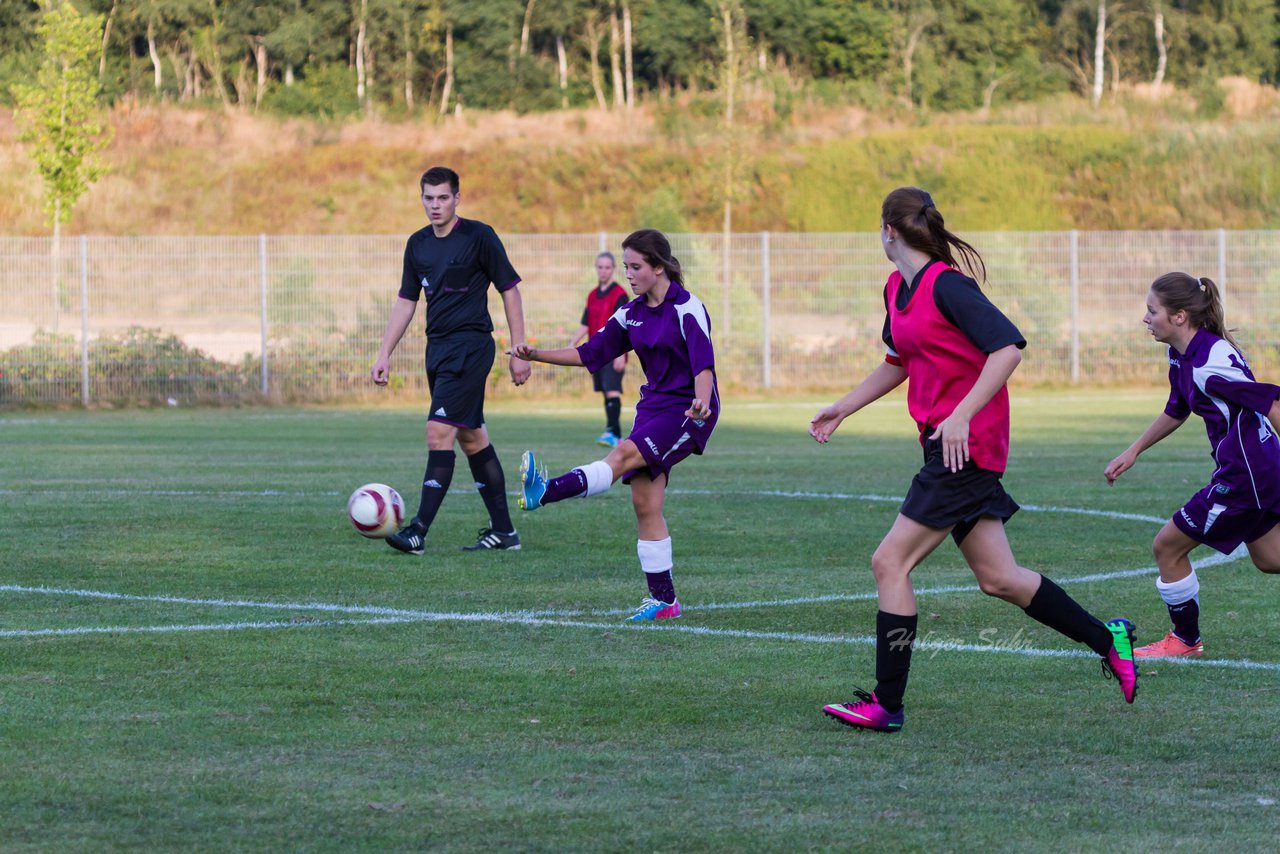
[577, 281, 718, 420]
[1164, 327, 1280, 511]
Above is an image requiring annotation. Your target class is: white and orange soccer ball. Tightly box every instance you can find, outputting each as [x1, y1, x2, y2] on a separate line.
[346, 483, 405, 538]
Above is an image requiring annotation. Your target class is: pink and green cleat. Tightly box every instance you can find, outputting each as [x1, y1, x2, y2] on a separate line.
[823, 689, 904, 733]
[625, 597, 682, 621]
[1101, 617, 1139, 703]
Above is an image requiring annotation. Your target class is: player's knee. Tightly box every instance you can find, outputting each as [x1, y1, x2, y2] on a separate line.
[976, 572, 1016, 600]
[1253, 557, 1280, 574]
[869, 548, 907, 585]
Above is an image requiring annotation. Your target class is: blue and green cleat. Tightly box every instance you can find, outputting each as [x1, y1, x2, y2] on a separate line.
[518, 450, 548, 511]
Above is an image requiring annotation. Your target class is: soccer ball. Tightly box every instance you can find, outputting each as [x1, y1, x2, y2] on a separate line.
[346, 483, 405, 538]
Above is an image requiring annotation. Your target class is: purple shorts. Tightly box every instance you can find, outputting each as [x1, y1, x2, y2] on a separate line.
[1172, 484, 1280, 554]
[621, 406, 716, 484]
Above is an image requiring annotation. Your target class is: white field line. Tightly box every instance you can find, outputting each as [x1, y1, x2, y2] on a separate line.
[0, 616, 421, 638]
[0, 485, 1174, 527]
[2, 586, 1277, 673]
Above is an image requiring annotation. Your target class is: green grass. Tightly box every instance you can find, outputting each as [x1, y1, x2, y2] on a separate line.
[3, 392, 1280, 851]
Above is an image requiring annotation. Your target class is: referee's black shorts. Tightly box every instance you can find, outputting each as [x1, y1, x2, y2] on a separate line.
[591, 360, 624, 394]
[899, 436, 1020, 545]
[424, 333, 494, 429]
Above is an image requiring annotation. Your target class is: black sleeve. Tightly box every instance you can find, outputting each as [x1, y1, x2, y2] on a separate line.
[880, 284, 895, 352]
[478, 227, 521, 291]
[932, 271, 1026, 353]
[398, 239, 421, 301]
[612, 287, 628, 313]
[579, 300, 590, 326]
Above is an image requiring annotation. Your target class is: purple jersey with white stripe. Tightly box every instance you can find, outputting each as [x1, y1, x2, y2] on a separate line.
[1164, 328, 1280, 511]
[577, 281, 718, 421]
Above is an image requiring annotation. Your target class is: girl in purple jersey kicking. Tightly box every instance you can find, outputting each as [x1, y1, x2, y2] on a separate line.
[1105, 272, 1280, 658]
[509, 229, 719, 622]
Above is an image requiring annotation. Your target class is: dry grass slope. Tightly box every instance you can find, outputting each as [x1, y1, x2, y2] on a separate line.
[3, 80, 1279, 236]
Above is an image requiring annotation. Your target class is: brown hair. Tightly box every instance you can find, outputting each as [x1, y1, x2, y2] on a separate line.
[621, 229, 683, 284]
[1150, 272, 1241, 352]
[420, 166, 460, 193]
[881, 187, 986, 282]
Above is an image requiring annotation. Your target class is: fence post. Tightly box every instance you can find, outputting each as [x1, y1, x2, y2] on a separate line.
[1217, 228, 1227, 304]
[79, 235, 89, 407]
[1070, 230, 1079, 385]
[761, 231, 771, 389]
[598, 231, 607, 253]
[259, 234, 269, 394]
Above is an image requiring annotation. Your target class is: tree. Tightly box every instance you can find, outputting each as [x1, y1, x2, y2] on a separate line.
[12, 2, 113, 238]
[11, 2, 112, 329]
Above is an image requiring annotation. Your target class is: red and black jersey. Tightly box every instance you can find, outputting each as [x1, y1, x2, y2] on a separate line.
[580, 283, 629, 335]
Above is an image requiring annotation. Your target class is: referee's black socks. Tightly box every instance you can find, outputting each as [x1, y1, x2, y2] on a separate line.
[414, 449, 456, 532]
[467, 444, 514, 534]
[1022, 576, 1113, 656]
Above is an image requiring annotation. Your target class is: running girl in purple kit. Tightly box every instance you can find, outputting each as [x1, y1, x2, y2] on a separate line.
[1105, 272, 1280, 659]
[810, 186, 1138, 734]
[509, 229, 718, 622]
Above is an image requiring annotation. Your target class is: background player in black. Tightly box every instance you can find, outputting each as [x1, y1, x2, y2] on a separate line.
[371, 166, 531, 554]
[570, 251, 629, 447]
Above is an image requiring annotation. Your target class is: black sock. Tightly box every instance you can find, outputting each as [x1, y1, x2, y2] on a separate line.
[1023, 576, 1113, 656]
[467, 444, 514, 533]
[1168, 599, 1201, 645]
[604, 397, 622, 437]
[414, 450, 456, 533]
[644, 570, 676, 604]
[873, 610, 917, 713]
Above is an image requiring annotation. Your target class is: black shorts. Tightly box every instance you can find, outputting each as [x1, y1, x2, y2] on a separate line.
[592, 360, 624, 394]
[425, 334, 494, 429]
[899, 437, 1020, 545]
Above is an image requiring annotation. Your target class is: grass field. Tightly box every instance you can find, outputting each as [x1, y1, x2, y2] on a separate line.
[3, 391, 1279, 851]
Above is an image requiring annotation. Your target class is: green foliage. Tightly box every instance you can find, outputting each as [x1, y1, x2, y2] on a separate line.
[263, 62, 361, 117]
[10, 3, 113, 230]
[0, 327, 251, 406]
[635, 184, 690, 233]
[0, 0, 1273, 116]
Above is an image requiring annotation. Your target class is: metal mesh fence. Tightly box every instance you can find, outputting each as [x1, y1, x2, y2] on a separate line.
[2, 230, 1278, 407]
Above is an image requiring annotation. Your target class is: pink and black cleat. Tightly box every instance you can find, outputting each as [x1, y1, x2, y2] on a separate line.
[823, 689, 904, 733]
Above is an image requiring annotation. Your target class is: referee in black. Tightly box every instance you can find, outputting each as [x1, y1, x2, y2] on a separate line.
[371, 166, 531, 554]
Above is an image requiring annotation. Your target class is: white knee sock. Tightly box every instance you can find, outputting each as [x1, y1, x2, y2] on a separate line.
[580, 460, 614, 497]
[637, 536, 673, 573]
[1156, 571, 1199, 606]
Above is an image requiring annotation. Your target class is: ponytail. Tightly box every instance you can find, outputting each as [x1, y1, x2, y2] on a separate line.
[882, 187, 987, 282]
[1150, 272, 1242, 353]
[622, 229, 683, 285]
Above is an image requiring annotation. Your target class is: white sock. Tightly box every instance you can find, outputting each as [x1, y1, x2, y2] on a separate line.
[637, 536, 673, 573]
[1156, 571, 1199, 606]
[580, 460, 614, 497]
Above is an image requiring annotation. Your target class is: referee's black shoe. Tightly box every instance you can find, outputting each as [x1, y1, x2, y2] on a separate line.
[386, 522, 427, 555]
[462, 527, 521, 551]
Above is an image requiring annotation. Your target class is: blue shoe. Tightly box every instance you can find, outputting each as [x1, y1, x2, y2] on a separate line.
[624, 597, 682, 622]
[518, 450, 548, 511]
[596, 431, 619, 448]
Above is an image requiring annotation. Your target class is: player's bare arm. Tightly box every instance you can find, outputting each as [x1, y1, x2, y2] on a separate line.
[508, 344, 585, 367]
[809, 361, 907, 444]
[685, 368, 715, 420]
[1104, 412, 1188, 485]
[371, 297, 418, 385]
[501, 285, 531, 385]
